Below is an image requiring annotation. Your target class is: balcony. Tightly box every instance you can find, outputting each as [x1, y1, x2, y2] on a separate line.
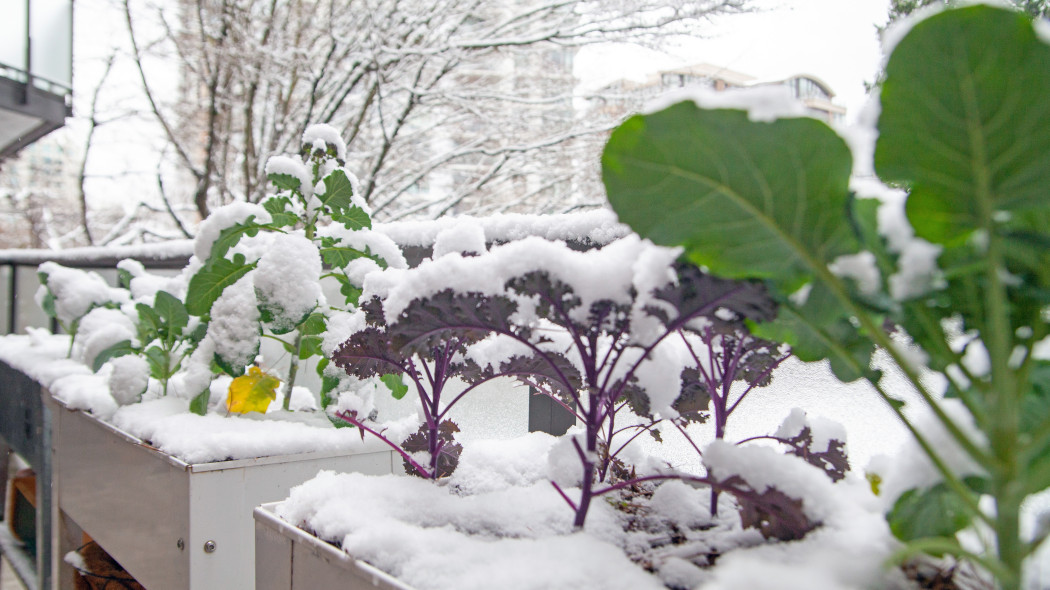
[0, 0, 72, 161]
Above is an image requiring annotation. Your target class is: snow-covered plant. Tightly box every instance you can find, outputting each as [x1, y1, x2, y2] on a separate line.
[184, 124, 401, 412]
[35, 262, 130, 356]
[604, 6, 1050, 588]
[334, 236, 779, 529]
[93, 289, 205, 398]
[331, 294, 537, 480]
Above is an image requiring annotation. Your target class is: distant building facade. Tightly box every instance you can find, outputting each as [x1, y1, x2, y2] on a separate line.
[599, 62, 846, 124]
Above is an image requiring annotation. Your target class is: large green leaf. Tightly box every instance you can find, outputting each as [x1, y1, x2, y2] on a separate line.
[751, 282, 877, 383]
[189, 388, 211, 416]
[185, 254, 256, 316]
[268, 172, 303, 193]
[262, 196, 300, 228]
[135, 303, 162, 342]
[318, 170, 356, 213]
[1022, 361, 1050, 493]
[209, 217, 266, 260]
[888, 482, 973, 546]
[603, 102, 857, 289]
[603, 101, 867, 375]
[153, 291, 189, 339]
[92, 339, 138, 372]
[332, 207, 371, 231]
[876, 6, 1050, 248]
[319, 237, 370, 268]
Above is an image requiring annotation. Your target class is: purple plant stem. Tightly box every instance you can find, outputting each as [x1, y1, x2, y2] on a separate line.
[334, 410, 433, 478]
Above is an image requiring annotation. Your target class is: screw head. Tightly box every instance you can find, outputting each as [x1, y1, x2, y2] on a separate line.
[204, 541, 216, 554]
[177, 538, 185, 551]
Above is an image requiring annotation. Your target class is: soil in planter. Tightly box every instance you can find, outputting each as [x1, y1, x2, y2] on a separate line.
[70, 541, 147, 590]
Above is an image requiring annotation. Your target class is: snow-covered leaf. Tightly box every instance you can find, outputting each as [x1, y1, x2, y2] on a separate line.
[268, 173, 303, 193]
[92, 339, 137, 372]
[186, 254, 256, 316]
[332, 207, 371, 231]
[318, 170, 355, 213]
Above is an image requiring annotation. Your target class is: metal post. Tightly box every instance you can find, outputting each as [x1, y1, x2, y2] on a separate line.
[37, 404, 52, 590]
[6, 264, 14, 336]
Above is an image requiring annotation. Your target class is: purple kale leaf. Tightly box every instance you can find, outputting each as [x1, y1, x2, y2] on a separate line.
[645, 263, 777, 331]
[386, 290, 524, 356]
[779, 426, 850, 482]
[674, 367, 712, 424]
[724, 476, 819, 541]
[332, 326, 410, 379]
[400, 420, 463, 479]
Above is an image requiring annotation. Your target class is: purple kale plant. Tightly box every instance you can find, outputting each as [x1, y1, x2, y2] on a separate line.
[330, 238, 830, 542]
[330, 294, 524, 479]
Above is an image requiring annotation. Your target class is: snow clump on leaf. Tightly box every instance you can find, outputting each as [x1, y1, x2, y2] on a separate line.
[192, 202, 272, 261]
[254, 233, 323, 333]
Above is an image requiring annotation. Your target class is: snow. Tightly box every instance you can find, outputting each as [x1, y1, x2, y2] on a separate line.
[275, 433, 901, 590]
[192, 202, 272, 261]
[0, 333, 389, 463]
[206, 272, 261, 369]
[117, 258, 187, 301]
[302, 123, 347, 162]
[364, 235, 677, 327]
[432, 218, 487, 258]
[868, 398, 988, 506]
[827, 252, 880, 296]
[264, 155, 314, 197]
[74, 306, 136, 368]
[646, 86, 808, 123]
[108, 397, 388, 464]
[774, 408, 847, 454]
[102, 354, 150, 405]
[254, 232, 324, 332]
[35, 261, 130, 324]
[375, 209, 629, 249]
[1037, 17, 1050, 45]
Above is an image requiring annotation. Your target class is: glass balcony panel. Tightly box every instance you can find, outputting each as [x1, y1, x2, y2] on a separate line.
[30, 0, 72, 88]
[0, 1, 28, 71]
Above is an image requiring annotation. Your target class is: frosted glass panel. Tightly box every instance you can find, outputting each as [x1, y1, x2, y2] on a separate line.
[30, 0, 72, 87]
[0, 1, 28, 71]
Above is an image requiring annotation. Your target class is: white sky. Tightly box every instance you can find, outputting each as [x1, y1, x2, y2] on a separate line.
[576, 0, 892, 123]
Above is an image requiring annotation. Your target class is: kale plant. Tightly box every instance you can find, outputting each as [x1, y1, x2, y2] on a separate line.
[604, 7, 1050, 587]
[36, 262, 130, 357]
[93, 289, 205, 398]
[334, 236, 779, 529]
[331, 293, 537, 479]
[184, 125, 398, 412]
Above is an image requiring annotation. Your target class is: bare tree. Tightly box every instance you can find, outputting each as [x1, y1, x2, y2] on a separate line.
[122, 0, 749, 223]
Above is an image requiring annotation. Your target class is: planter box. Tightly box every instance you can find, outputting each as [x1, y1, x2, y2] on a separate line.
[46, 395, 398, 590]
[254, 502, 412, 590]
[0, 359, 52, 589]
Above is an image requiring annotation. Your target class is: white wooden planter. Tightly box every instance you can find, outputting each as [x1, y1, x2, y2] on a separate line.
[254, 502, 413, 590]
[45, 394, 398, 590]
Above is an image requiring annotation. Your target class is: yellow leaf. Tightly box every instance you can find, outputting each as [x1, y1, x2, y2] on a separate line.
[226, 366, 280, 414]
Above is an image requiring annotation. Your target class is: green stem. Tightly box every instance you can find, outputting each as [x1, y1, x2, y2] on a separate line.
[960, 58, 1022, 590]
[814, 263, 995, 469]
[283, 330, 303, 411]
